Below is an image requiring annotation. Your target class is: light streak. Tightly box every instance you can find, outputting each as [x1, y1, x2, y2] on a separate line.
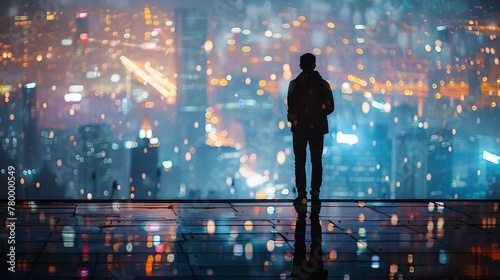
[119, 55, 176, 102]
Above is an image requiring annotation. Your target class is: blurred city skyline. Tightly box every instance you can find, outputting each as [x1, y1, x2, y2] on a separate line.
[0, 0, 498, 200]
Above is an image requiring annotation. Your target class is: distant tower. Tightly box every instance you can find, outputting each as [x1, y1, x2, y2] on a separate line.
[175, 8, 208, 145]
[0, 88, 20, 166]
[175, 8, 208, 196]
[78, 124, 113, 199]
[129, 111, 159, 199]
[22, 82, 39, 170]
[139, 110, 153, 139]
[74, 9, 89, 57]
[75, 10, 89, 45]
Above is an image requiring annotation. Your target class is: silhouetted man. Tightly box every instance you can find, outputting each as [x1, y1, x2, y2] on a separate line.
[287, 53, 334, 216]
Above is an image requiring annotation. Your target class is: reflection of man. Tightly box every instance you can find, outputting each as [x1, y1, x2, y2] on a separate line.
[291, 215, 328, 279]
[287, 53, 334, 215]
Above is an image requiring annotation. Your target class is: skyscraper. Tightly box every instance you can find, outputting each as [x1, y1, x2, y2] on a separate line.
[22, 82, 38, 170]
[129, 111, 160, 199]
[75, 10, 89, 45]
[78, 124, 113, 199]
[175, 8, 208, 196]
[175, 8, 208, 146]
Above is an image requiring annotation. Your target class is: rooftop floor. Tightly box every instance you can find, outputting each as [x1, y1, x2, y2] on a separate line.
[1, 200, 499, 279]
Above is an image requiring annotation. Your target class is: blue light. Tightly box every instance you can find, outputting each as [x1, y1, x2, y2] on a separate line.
[371, 255, 380, 269]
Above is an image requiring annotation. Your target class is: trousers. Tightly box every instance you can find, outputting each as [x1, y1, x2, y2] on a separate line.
[292, 130, 324, 195]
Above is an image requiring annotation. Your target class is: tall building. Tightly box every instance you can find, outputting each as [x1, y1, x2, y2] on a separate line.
[325, 100, 393, 199]
[39, 128, 74, 187]
[0, 87, 20, 166]
[129, 137, 160, 199]
[175, 8, 208, 196]
[175, 8, 208, 146]
[78, 124, 113, 199]
[74, 10, 89, 45]
[22, 82, 39, 170]
[74, 10, 89, 58]
[390, 103, 429, 199]
[426, 129, 453, 198]
[213, 75, 278, 198]
[129, 112, 160, 199]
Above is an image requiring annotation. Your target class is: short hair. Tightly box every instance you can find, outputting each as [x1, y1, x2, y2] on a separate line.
[300, 53, 316, 70]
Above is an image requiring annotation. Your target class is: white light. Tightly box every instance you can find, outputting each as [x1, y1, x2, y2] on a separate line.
[126, 243, 133, 252]
[64, 93, 82, 102]
[246, 174, 264, 188]
[153, 235, 161, 246]
[61, 39, 73, 46]
[336, 131, 359, 145]
[162, 160, 173, 170]
[342, 82, 350, 89]
[371, 100, 385, 110]
[76, 12, 88, 18]
[483, 150, 499, 164]
[141, 42, 157, 50]
[149, 137, 160, 146]
[233, 244, 243, 256]
[85, 71, 100, 79]
[110, 73, 120, 82]
[144, 222, 160, 232]
[25, 82, 36, 89]
[69, 85, 84, 92]
[245, 99, 257, 106]
[62, 226, 75, 248]
[436, 25, 448, 31]
[355, 24, 366, 30]
[231, 27, 242, 33]
[124, 140, 138, 149]
[205, 124, 213, 133]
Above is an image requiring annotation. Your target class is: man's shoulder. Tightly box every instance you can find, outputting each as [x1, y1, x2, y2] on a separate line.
[288, 78, 298, 87]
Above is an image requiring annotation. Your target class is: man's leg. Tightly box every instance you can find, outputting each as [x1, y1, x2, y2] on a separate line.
[309, 133, 324, 217]
[309, 133, 324, 195]
[292, 132, 308, 215]
[293, 132, 307, 196]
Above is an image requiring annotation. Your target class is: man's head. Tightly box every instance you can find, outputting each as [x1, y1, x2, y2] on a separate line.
[299, 53, 316, 70]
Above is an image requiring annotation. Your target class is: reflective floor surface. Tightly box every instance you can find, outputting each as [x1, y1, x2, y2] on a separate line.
[1, 200, 499, 279]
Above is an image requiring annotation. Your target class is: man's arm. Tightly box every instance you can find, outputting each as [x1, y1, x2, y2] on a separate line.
[322, 81, 334, 115]
[287, 80, 298, 122]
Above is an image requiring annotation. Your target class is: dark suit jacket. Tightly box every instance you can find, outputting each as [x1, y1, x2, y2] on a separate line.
[287, 70, 334, 134]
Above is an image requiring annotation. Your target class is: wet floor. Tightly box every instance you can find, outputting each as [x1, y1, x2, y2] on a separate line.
[1, 200, 499, 279]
